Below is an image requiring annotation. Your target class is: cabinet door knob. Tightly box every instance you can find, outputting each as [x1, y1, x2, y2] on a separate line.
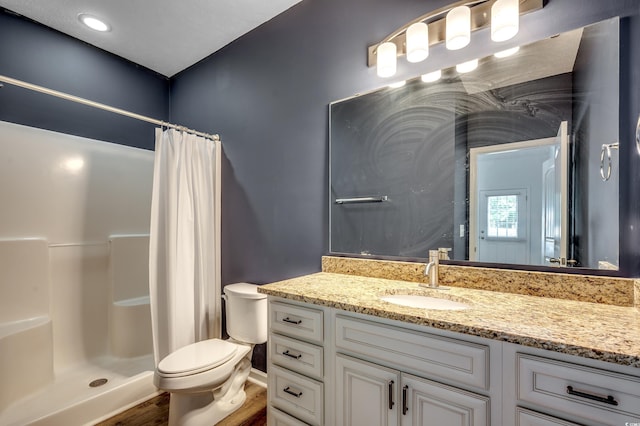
[402, 385, 409, 415]
[388, 380, 395, 410]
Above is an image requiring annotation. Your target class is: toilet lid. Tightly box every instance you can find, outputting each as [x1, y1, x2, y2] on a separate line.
[157, 339, 238, 376]
[224, 282, 266, 299]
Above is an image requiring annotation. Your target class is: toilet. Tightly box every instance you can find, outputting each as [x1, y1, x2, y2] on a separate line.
[154, 283, 267, 426]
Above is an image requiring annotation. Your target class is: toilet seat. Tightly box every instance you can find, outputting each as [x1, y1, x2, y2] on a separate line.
[157, 339, 238, 378]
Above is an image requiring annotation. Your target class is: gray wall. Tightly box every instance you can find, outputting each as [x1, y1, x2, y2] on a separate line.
[573, 19, 620, 268]
[170, 0, 640, 287]
[0, 9, 169, 148]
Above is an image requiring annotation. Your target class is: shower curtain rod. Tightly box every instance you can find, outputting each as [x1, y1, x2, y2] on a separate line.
[0, 74, 220, 141]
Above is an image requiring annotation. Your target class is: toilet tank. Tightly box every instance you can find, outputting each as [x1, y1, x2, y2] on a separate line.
[223, 283, 267, 344]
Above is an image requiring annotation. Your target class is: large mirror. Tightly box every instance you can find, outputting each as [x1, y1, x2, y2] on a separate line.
[330, 17, 620, 270]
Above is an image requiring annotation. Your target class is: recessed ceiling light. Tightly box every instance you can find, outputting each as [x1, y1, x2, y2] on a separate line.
[78, 13, 111, 32]
[494, 46, 520, 58]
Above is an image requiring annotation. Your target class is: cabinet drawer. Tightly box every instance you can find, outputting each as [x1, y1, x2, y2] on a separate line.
[270, 333, 323, 380]
[516, 408, 581, 426]
[336, 315, 489, 389]
[268, 405, 311, 426]
[269, 364, 324, 426]
[517, 353, 640, 425]
[270, 301, 323, 344]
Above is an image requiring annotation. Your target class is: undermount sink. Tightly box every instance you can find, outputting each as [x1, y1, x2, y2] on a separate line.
[380, 294, 470, 311]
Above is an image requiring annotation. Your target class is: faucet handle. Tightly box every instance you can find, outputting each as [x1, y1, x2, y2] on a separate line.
[437, 248, 451, 260]
[428, 250, 439, 262]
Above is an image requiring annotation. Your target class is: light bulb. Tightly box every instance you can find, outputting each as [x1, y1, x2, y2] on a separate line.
[388, 81, 407, 88]
[456, 59, 479, 73]
[406, 22, 429, 63]
[491, 0, 519, 42]
[446, 6, 471, 50]
[377, 42, 397, 78]
[494, 46, 520, 58]
[421, 70, 442, 83]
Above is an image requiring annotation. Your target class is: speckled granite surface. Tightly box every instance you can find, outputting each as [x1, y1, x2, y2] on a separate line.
[322, 256, 635, 307]
[259, 272, 640, 368]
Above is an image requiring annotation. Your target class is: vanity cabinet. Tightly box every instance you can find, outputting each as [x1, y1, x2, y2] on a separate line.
[504, 343, 640, 426]
[336, 353, 489, 426]
[266, 296, 640, 426]
[267, 297, 498, 425]
[334, 314, 492, 426]
[267, 300, 330, 426]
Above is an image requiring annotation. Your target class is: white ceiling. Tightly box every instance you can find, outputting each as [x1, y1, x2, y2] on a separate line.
[0, 0, 302, 77]
[460, 27, 583, 94]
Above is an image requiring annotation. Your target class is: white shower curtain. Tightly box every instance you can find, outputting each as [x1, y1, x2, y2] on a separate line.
[149, 128, 221, 364]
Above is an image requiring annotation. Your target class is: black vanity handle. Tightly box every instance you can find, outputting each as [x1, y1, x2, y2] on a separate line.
[402, 385, 409, 415]
[282, 350, 302, 360]
[283, 386, 303, 398]
[282, 317, 302, 325]
[566, 386, 619, 406]
[388, 380, 395, 410]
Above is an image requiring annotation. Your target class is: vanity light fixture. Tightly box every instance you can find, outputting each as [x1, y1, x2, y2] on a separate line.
[376, 42, 397, 78]
[78, 13, 111, 32]
[368, 0, 543, 78]
[406, 22, 430, 62]
[421, 70, 442, 83]
[494, 46, 520, 58]
[491, 0, 519, 42]
[446, 6, 471, 50]
[456, 58, 479, 73]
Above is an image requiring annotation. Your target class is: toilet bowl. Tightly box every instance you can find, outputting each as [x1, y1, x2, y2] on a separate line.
[154, 283, 267, 426]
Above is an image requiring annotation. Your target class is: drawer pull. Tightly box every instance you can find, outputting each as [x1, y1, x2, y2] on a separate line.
[283, 386, 303, 398]
[402, 385, 409, 415]
[566, 385, 619, 406]
[282, 350, 302, 360]
[282, 317, 302, 325]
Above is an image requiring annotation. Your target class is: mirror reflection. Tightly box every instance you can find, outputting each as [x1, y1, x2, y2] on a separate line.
[330, 17, 619, 270]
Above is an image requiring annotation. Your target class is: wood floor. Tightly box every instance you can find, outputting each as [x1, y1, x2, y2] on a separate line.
[97, 381, 267, 426]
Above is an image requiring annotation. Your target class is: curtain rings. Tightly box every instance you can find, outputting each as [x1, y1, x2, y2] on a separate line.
[600, 142, 619, 182]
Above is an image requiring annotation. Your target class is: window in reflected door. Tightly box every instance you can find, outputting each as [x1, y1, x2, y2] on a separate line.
[487, 194, 519, 238]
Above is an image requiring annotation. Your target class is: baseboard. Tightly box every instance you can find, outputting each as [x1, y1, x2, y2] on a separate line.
[247, 368, 267, 388]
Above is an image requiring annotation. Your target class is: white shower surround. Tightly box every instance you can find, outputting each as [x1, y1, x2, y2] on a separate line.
[0, 121, 157, 425]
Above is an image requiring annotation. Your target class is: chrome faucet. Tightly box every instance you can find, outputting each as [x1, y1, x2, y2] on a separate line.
[423, 249, 440, 288]
[422, 248, 451, 289]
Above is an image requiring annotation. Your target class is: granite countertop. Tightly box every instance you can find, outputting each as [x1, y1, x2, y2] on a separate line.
[258, 272, 640, 368]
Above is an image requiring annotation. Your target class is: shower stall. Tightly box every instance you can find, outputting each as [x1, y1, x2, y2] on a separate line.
[0, 120, 157, 425]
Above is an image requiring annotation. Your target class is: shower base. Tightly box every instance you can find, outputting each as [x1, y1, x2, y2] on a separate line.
[0, 354, 158, 426]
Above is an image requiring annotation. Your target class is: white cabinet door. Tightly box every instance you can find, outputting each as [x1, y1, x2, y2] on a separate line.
[335, 354, 400, 426]
[400, 373, 490, 426]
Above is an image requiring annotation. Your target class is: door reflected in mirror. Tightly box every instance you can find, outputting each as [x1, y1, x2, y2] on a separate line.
[329, 18, 619, 271]
[469, 121, 568, 267]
